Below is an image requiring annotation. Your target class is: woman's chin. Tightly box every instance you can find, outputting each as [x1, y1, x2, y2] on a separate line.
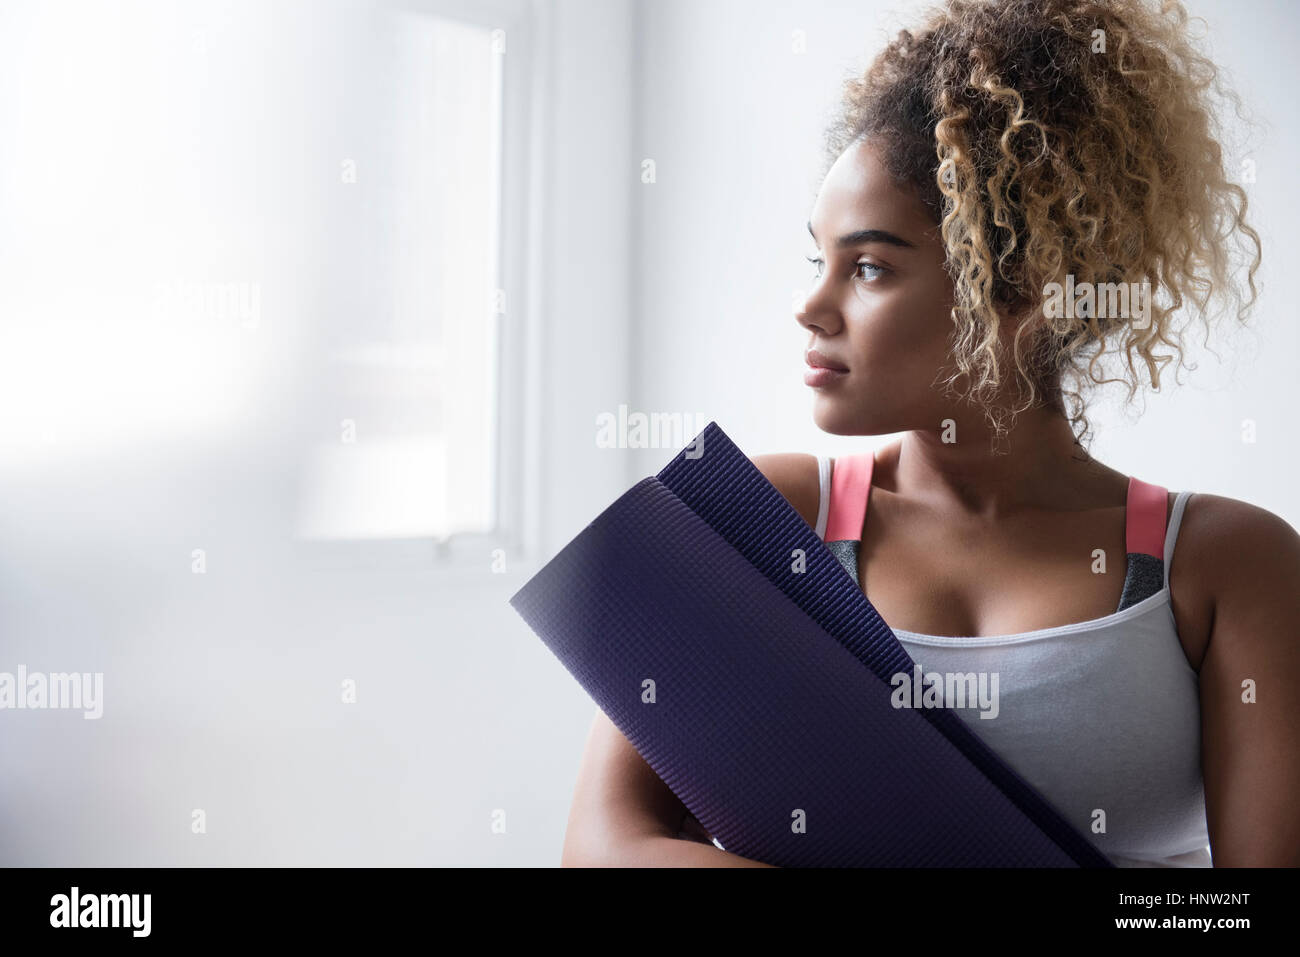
[811, 395, 891, 436]
[811, 397, 862, 436]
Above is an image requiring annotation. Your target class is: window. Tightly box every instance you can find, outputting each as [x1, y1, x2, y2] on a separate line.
[297, 0, 537, 560]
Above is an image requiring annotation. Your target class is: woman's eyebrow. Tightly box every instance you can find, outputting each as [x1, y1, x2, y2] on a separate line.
[806, 220, 916, 249]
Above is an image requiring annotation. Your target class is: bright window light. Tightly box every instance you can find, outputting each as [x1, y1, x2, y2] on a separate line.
[297, 11, 502, 542]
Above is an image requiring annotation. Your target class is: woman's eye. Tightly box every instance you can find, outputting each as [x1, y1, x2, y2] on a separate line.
[805, 255, 886, 282]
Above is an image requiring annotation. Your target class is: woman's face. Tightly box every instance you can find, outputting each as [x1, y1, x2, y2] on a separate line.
[797, 137, 959, 436]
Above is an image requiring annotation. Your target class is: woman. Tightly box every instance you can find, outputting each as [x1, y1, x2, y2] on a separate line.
[561, 0, 1299, 867]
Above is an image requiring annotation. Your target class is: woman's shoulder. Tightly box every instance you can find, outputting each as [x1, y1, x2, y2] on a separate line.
[1172, 492, 1300, 660]
[749, 453, 822, 530]
[1176, 491, 1300, 591]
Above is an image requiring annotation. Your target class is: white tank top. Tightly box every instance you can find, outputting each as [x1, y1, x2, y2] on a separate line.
[815, 453, 1212, 867]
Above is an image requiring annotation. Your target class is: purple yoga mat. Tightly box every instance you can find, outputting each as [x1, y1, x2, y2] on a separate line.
[510, 424, 1112, 867]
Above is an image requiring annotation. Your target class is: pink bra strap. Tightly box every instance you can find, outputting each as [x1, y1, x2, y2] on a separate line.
[825, 452, 874, 541]
[1126, 476, 1168, 560]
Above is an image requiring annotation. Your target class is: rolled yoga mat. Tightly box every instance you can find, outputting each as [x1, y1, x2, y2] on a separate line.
[510, 422, 1113, 867]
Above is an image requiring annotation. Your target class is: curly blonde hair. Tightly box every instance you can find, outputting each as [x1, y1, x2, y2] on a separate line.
[824, 0, 1261, 448]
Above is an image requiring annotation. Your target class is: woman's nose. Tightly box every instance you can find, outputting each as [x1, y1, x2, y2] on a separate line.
[795, 284, 840, 337]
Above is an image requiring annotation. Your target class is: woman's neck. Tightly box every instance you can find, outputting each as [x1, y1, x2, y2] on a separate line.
[889, 407, 1119, 519]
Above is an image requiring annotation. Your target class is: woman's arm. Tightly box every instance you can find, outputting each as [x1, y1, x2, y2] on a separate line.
[560, 710, 775, 867]
[1195, 496, 1300, 866]
[558, 453, 821, 867]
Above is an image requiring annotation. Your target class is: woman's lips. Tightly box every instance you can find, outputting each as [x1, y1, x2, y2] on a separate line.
[804, 349, 850, 388]
[804, 366, 849, 388]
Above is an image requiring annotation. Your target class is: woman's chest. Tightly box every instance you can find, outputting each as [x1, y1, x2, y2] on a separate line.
[855, 503, 1210, 668]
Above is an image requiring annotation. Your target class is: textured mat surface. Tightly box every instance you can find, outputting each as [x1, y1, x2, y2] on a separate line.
[510, 423, 1113, 867]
